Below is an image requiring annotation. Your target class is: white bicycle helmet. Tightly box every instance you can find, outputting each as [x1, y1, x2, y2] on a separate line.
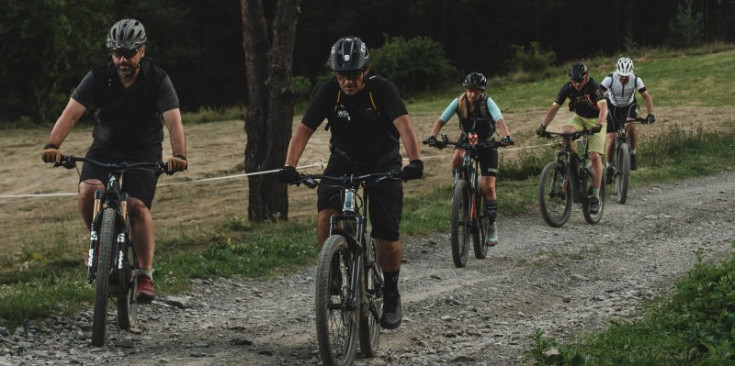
[616, 57, 634, 77]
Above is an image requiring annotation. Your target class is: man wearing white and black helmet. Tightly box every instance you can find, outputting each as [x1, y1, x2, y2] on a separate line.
[601, 57, 656, 179]
[41, 19, 187, 303]
[279, 36, 423, 329]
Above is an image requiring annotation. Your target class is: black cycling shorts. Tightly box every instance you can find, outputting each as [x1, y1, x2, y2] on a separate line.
[317, 152, 403, 241]
[457, 132, 499, 177]
[606, 104, 638, 134]
[79, 145, 161, 208]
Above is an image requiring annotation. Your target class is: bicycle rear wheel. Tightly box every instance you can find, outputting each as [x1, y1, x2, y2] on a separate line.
[315, 234, 359, 366]
[538, 162, 572, 227]
[472, 194, 489, 259]
[613, 143, 631, 204]
[583, 170, 606, 224]
[92, 207, 116, 347]
[117, 219, 138, 330]
[358, 237, 382, 357]
[450, 180, 470, 267]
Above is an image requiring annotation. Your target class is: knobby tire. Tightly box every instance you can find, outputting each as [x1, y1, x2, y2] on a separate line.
[614, 143, 631, 204]
[117, 219, 138, 330]
[358, 237, 382, 357]
[450, 180, 470, 267]
[92, 208, 116, 347]
[473, 194, 489, 259]
[315, 235, 358, 366]
[539, 162, 572, 227]
[583, 167, 606, 224]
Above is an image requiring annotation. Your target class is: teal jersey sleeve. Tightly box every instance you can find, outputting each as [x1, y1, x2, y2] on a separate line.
[485, 96, 504, 121]
[438, 98, 460, 123]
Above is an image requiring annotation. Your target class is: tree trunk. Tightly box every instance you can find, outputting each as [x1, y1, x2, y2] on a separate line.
[240, 0, 300, 222]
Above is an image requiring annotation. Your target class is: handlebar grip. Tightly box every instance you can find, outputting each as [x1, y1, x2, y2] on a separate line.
[302, 176, 318, 188]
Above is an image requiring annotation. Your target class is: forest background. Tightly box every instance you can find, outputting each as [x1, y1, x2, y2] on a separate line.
[1, 0, 733, 127]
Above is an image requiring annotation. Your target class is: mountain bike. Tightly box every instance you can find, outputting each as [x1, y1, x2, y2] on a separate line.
[425, 133, 511, 268]
[607, 116, 650, 204]
[54, 155, 169, 347]
[538, 129, 605, 227]
[294, 170, 404, 366]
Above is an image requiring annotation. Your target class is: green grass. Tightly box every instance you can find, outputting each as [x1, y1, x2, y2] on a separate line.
[526, 246, 735, 365]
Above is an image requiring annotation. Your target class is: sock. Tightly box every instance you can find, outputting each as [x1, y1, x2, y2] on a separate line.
[383, 270, 399, 294]
[592, 188, 600, 200]
[485, 199, 497, 223]
[139, 269, 154, 279]
[631, 149, 636, 155]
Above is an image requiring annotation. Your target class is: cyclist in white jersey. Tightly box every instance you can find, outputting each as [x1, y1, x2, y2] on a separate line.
[600, 57, 655, 181]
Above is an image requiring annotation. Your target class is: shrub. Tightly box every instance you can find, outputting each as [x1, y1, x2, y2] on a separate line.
[506, 42, 557, 82]
[370, 36, 458, 97]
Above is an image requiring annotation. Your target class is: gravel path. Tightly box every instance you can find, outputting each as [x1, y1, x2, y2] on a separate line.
[2, 169, 734, 366]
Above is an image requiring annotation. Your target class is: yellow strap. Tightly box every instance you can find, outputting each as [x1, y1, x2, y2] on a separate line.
[368, 91, 377, 111]
[333, 90, 342, 113]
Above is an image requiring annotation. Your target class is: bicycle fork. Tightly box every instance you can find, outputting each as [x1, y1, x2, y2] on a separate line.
[87, 191, 103, 284]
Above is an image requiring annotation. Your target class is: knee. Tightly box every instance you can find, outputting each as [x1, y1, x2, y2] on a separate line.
[126, 198, 150, 219]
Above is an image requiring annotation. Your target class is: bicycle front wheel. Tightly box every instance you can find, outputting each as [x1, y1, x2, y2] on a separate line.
[358, 237, 382, 357]
[117, 219, 138, 330]
[315, 234, 359, 366]
[538, 162, 572, 227]
[473, 194, 489, 259]
[92, 207, 116, 347]
[614, 143, 631, 204]
[583, 170, 606, 224]
[450, 180, 470, 267]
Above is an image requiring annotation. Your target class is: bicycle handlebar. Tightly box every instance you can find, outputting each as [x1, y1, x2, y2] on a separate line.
[539, 129, 597, 140]
[54, 155, 171, 175]
[293, 170, 405, 189]
[422, 136, 513, 150]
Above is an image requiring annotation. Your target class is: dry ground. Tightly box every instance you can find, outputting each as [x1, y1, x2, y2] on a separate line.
[0, 106, 731, 264]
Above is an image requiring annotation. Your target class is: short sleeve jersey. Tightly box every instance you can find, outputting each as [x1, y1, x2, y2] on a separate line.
[600, 72, 646, 107]
[72, 58, 179, 152]
[439, 96, 504, 140]
[554, 78, 606, 119]
[302, 75, 408, 163]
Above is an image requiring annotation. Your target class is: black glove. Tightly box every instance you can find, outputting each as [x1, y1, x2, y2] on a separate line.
[278, 166, 300, 184]
[41, 143, 61, 163]
[426, 135, 445, 149]
[591, 124, 603, 133]
[645, 113, 656, 124]
[401, 159, 424, 181]
[536, 124, 546, 137]
[501, 135, 514, 145]
[166, 155, 188, 172]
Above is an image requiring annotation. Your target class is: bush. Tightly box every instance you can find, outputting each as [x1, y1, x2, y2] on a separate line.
[370, 36, 458, 97]
[506, 42, 556, 82]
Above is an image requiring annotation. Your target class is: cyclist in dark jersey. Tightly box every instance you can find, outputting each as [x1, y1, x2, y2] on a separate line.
[41, 19, 188, 303]
[425, 72, 513, 247]
[537, 63, 608, 214]
[279, 36, 423, 330]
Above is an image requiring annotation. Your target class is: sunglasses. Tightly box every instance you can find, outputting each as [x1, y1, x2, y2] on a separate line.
[336, 70, 362, 80]
[112, 48, 139, 59]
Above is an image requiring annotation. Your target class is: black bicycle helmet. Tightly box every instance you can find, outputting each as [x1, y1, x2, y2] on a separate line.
[106, 19, 147, 49]
[568, 63, 588, 82]
[463, 72, 487, 90]
[329, 36, 370, 72]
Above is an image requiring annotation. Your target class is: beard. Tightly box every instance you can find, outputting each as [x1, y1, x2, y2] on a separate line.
[115, 62, 139, 78]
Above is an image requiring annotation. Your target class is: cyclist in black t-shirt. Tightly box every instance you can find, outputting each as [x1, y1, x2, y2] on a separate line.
[41, 19, 188, 303]
[537, 63, 608, 214]
[279, 36, 423, 330]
